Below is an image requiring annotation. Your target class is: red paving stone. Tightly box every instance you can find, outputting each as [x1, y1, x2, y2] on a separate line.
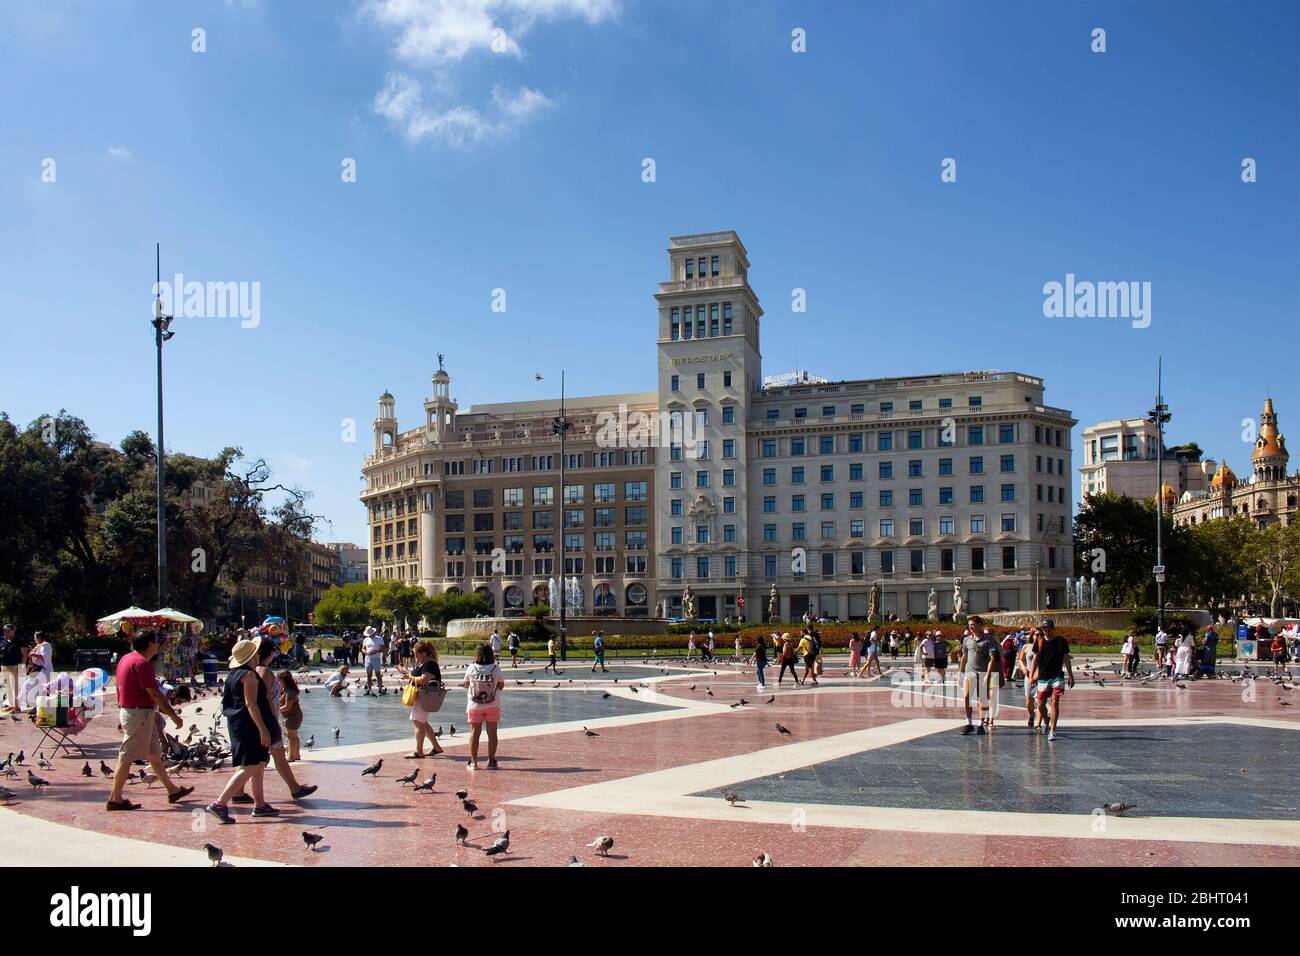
[2, 665, 1297, 867]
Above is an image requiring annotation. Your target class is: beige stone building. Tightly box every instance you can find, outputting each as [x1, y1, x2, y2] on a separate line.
[361, 365, 657, 617]
[1079, 418, 1211, 501]
[1170, 398, 1299, 530]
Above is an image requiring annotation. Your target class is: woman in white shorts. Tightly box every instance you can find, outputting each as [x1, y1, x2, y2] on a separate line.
[396, 640, 444, 758]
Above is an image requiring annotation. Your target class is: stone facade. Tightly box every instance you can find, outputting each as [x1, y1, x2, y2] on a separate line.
[361, 231, 1077, 622]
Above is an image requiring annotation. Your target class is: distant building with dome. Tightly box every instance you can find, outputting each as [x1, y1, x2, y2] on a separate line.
[1169, 398, 1298, 530]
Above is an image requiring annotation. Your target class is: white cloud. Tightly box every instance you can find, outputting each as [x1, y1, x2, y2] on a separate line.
[361, 0, 612, 147]
[374, 71, 553, 147]
[106, 145, 133, 161]
[281, 453, 310, 472]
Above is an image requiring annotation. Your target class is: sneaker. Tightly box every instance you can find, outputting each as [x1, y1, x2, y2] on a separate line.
[960, 725, 974, 735]
[205, 803, 235, 825]
[290, 785, 318, 800]
[487, 759, 499, 769]
[1048, 732, 1057, 741]
[251, 803, 280, 817]
[230, 793, 254, 804]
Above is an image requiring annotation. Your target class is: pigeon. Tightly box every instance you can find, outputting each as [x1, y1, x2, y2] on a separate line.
[305, 735, 315, 750]
[137, 768, 156, 787]
[568, 855, 585, 867]
[601, 692, 611, 700]
[776, 723, 792, 736]
[81, 762, 92, 778]
[462, 798, 478, 816]
[724, 790, 743, 806]
[484, 830, 511, 857]
[765, 695, 776, 704]
[332, 727, 340, 740]
[0, 785, 15, 804]
[37, 752, 52, 770]
[588, 835, 614, 856]
[0, 754, 10, 771]
[1279, 698, 1292, 706]
[628, 686, 638, 694]
[753, 852, 773, 867]
[583, 726, 600, 738]
[448, 725, 456, 736]
[397, 768, 419, 785]
[27, 769, 49, 790]
[414, 774, 437, 792]
[361, 759, 383, 777]
[1103, 802, 1137, 816]
[455, 788, 469, 800]
[205, 843, 223, 866]
[454, 823, 469, 845]
[15, 752, 25, 765]
[302, 831, 324, 851]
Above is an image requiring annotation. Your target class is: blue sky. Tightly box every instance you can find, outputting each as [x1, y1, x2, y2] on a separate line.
[1, 0, 1296, 546]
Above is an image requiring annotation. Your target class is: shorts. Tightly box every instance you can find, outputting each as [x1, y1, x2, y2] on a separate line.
[1035, 676, 1067, 699]
[961, 672, 987, 701]
[410, 705, 431, 724]
[365, 654, 384, 674]
[803, 654, 816, 668]
[467, 703, 500, 724]
[119, 708, 162, 761]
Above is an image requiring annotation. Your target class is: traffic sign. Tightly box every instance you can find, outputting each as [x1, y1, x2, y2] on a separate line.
[737, 597, 745, 609]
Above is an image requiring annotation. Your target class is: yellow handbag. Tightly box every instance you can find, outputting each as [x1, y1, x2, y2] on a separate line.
[400, 681, 419, 706]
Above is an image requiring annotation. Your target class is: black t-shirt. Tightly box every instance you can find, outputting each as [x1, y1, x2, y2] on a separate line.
[0, 634, 31, 666]
[412, 660, 441, 684]
[1035, 636, 1071, 680]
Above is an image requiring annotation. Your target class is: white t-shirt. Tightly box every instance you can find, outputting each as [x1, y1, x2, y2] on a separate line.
[362, 636, 384, 658]
[32, 641, 52, 675]
[490, 633, 502, 653]
[920, 637, 935, 658]
[325, 671, 347, 688]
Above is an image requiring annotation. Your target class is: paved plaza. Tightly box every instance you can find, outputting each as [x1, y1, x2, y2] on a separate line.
[2, 657, 1297, 868]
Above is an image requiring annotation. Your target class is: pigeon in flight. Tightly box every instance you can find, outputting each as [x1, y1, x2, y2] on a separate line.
[484, 830, 511, 858]
[205, 843, 224, 867]
[588, 835, 614, 856]
[361, 759, 383, 777]
[302, 831, 324, 851]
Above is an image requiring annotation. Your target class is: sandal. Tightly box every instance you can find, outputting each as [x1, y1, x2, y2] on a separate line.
[405, 752, 426, 759]
[106, 799, 141, 811]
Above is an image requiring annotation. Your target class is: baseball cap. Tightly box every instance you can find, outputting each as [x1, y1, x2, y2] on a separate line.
[1039, 618, 1055, 629]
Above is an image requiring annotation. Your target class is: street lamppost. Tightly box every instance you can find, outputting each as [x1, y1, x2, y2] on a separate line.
[151, 244, 176, 610]
[1147, 358, 1171, 634]
[550, 371, 571, 660]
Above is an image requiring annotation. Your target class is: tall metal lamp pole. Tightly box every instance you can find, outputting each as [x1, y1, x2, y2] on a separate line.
[152, 244, 176, 609]
[1147, 358, 1171, 634]
[552, 371, 571, 660]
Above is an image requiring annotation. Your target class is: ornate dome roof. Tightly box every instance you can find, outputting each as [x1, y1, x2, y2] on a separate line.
[1252, 398, 1288, 461]
[1155, 481, 1177, 506]
[379, 390, 394, 401]
[1211, 460, 1236, 488]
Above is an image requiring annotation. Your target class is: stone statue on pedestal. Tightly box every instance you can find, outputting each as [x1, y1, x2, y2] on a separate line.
[927, 587, 939, 623]
[768, 583, 779, 622]
[868, 581, 880, 622]
[682, 583, 697, 621]
[953, 577, 965, 621]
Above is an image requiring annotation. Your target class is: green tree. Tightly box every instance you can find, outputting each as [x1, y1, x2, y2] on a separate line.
[313, 582, 375, 630]
[1073, 492, 1161, 606]
[418, 591, 490, 628]
[1247, 522, 1300, 617]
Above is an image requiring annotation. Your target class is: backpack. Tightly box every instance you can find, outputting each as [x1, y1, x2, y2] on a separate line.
[468, 665, 499, 705]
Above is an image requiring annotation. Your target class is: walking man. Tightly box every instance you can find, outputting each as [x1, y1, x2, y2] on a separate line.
[362, 626, 386, 695]
[106, 629, 194, 811]
[1028, 619, 1074, 741]
[0, 624, 30, 713]
[958, 616, 1000, 735]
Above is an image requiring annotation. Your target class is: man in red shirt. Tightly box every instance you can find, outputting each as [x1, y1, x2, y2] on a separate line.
[106, 629, 192, 811]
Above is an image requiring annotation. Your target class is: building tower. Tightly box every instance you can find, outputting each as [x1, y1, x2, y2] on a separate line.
[1252, 398, 1289, 482]
[654, 231, 763, 621]
[374, 390, 397, 454]
[424, 358, 458, 445]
